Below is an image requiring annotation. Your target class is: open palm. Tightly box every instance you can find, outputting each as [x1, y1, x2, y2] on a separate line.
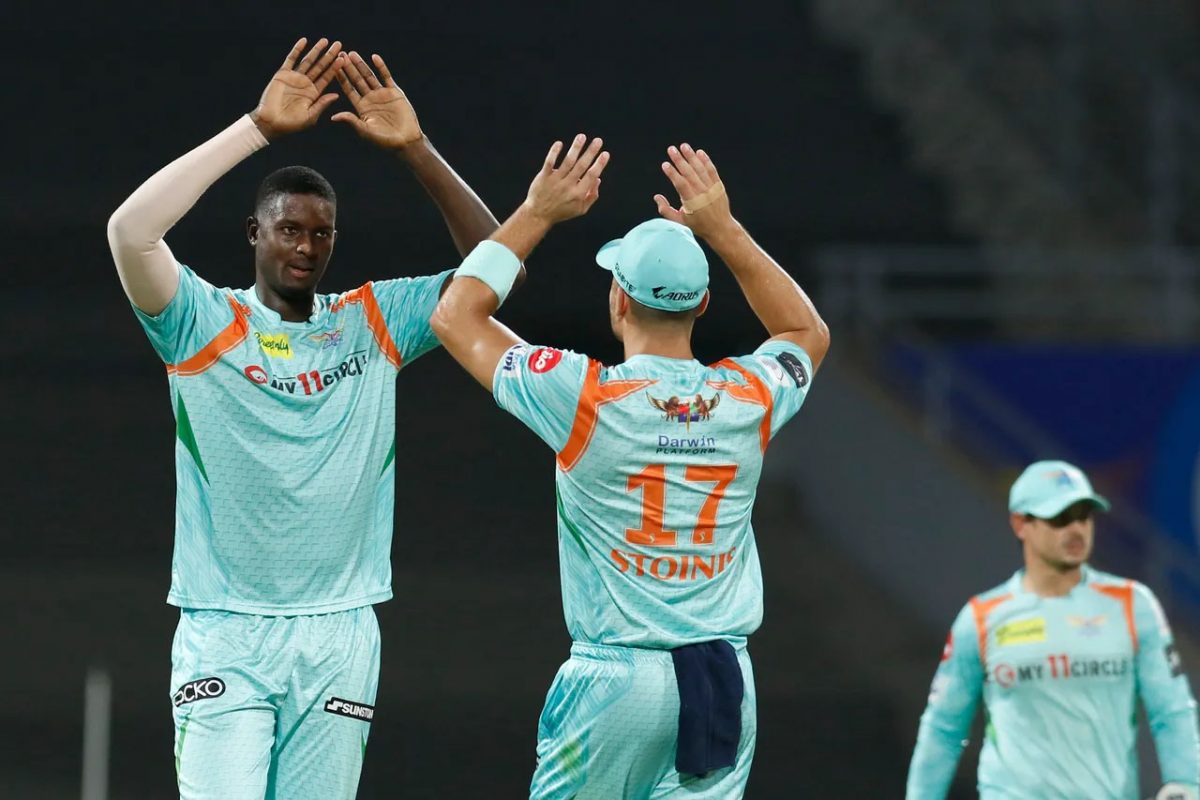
[332, 52, 423, 150]
[251, 38, 343, 139]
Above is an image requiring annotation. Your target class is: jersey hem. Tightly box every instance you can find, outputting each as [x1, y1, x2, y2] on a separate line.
[166, 589, 393, 616]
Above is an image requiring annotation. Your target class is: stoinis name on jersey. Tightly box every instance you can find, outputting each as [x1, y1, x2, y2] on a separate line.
[242, 350, 370, 396]
[610, 546, 739, 584]
[324, 697, 375, 722]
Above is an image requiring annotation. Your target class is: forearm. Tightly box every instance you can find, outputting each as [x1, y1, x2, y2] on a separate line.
[1151, 703, 1200, 785]
[107, 115, 268, 313]
[400, 137, 499, 257]
[705, 221, 830, 358]
[906, 713, 969, 799]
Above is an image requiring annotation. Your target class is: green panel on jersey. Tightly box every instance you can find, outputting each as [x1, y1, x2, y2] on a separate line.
[556, 487, 589, 554]
[380, 439, 395, 475]
[175, 395, 209, 483]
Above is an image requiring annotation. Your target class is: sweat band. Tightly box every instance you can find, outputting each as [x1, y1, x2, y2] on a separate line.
[455, 240, 522, 306]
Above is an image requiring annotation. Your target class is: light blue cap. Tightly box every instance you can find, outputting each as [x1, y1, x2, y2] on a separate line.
[595, 219, 709, 312]
[1008, 460, 1111, 517]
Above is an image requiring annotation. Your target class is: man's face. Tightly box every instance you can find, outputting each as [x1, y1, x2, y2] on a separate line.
[247, 193, 337, 302]
[1013, 500, 1096, 570]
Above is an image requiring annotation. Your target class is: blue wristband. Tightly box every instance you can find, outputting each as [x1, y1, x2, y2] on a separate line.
[455, 240, 521, 306]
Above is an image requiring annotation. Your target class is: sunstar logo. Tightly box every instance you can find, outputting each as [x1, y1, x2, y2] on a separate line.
[255, 332, 293, 359]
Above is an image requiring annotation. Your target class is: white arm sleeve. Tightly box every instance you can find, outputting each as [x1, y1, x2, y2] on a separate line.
[106, 115, 269, 315]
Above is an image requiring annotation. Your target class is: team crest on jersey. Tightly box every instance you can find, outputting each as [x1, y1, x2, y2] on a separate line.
[1067, 615, 1107, 636]
[255, 332, 293, 359]
[648, 392, 721, 430]
[308, 326, 344, 351]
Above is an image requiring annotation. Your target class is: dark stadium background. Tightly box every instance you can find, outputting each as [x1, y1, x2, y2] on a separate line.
[6, 1, 1200, 797]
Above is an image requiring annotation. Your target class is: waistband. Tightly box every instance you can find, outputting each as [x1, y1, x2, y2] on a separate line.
[570, 639, 748, 663]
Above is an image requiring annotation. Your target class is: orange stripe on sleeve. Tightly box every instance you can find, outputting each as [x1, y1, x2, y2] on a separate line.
[556, 360, 655, 472]
[167, 296, 251, 377]
[707, 358, 773, 452]
[969, 593, 1012, 664]
[1091, 581, 1139, 653]
[331, 284, 403, 369]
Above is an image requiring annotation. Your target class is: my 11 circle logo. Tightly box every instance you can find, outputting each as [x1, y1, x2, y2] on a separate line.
[242, 350, 370, 395]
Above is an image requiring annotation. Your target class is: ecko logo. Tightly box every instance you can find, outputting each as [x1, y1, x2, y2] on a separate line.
[173, 677, 226, 707]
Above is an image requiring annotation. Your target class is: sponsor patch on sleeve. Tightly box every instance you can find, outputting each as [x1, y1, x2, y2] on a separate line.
[529, 347, 563, 374]
[775, 351, 809, 388]
[1166, 642, 1184, 677]
[501, 344, 529, 374]
[941, 631, 954, 662]
[324, 697, 375, 722]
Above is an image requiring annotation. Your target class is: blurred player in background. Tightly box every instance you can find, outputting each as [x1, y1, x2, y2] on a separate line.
[906, 460, 1200, 799]
[431, 138, 830, 798]
[106, 38, 498, 799]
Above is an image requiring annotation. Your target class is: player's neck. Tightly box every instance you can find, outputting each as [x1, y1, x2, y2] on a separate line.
[254, 282, 315, 323]
[622, 329, 695, 362]
[1022, 558, 1084, 597]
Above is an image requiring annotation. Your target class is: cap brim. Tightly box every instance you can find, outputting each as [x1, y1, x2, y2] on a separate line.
[595, 238, 622, 270]
[1023, 491, 1111, 518]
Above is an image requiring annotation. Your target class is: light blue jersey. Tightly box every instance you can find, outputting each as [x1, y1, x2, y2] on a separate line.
[907, 566, 1200, 799]
[492, 339, 814, 648]
[134, 263, 451, 615]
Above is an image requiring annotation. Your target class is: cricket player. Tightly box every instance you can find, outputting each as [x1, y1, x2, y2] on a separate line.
[907, 460, 1200, 799]
[430, 138, 831, 798]
[106, 39, 499, 798]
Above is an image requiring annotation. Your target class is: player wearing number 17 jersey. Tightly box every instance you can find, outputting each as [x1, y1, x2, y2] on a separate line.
[431, 137, 830, 798]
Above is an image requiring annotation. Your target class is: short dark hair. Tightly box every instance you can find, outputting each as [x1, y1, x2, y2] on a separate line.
[254, 166, 336, 215]
[627, 296, 701, 326]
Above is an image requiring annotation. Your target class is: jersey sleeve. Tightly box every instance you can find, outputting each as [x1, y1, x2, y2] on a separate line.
[1134, 583, 1200, 789]
[370, 269, 455, 367]
[131, 263, 233, 365]
[730, 340, 816, 438]
[906, 603, 984, 800]
[492, 344, 589, 452]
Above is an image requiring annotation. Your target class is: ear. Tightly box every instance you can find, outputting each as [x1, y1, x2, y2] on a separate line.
[695, 290, 712, 318]
[615, 285, 632, 318]
[1009, 512, 1028, 542]
[246, 216, 259, 246]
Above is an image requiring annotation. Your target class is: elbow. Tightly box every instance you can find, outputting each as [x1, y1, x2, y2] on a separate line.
[430, 297, 456, 342]
[106, 206, 130, 250]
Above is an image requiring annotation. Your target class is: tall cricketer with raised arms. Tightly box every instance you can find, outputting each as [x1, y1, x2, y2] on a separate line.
[432, 138, 830, 798]
[107, 38, 498, 798]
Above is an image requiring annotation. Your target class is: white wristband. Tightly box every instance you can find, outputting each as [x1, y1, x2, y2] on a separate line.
[455, 240, 521, 306]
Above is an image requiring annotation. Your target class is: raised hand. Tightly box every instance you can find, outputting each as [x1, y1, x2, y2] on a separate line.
[331, 52, 423, 150]
[523, 135, 610, 224]
[250, 38, 343, 141]
[654, 143, 735, 241]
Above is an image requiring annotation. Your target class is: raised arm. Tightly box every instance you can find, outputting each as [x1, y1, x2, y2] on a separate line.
[106, 37, 343, 315]
[654, 144, 830, 370]
[431, 135, 609, 390]
[332, 52, 498, 258]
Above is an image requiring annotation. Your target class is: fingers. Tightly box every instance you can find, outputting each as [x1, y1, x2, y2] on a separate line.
[281, 38, 306, 70]
[349, 51, 383, 91]
[331, 111, 368, 135]
[311, 93, 340, 119]
[309, 40, 344, 91]
[542, 141, 564, 172]
[569, 137, 605, 180]
[584, 150, 611, 181]
[653, 194, 685, 224]
[372, 54, 397, 88]
[694, 147, 720, 183]
[661, 161, 692, 198]
[557, 134, 587, 172]
[295, 37, 330, 74]
[667, 144, 707, 193]
[334, 56, 360, 102]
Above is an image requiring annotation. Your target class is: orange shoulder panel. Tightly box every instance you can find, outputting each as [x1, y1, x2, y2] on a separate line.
[331, 284, 403, 369]
[556, 359, 655, 472]
[167, 296, 251, 377]
[1091, 581, 1138, 653]
[707, 358, 773, 452]
[969, 593, 1013, 664]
